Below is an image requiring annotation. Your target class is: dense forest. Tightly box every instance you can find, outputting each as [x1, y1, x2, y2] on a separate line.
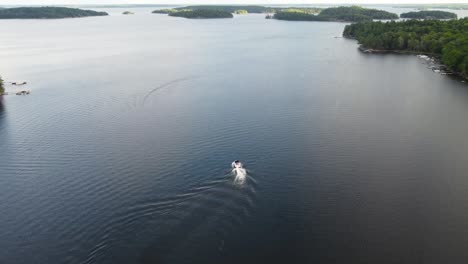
[343, 19, 468, 78]
[169, 9, 233, 19]
[401, 10, 457, 20]
[274, 6, 398, 22]
[0, 7, 108, 19]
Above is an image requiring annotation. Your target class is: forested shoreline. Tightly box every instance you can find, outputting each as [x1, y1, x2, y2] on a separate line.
[343, 19, 468, 78]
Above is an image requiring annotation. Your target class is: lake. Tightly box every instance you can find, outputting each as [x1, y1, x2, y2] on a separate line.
[1, 8, 468, 264]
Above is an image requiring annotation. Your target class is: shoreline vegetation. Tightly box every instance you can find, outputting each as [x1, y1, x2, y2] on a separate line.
[343, 19, 468, 79]
[400, 10, 457, 20]
[0, 7, 108, 19]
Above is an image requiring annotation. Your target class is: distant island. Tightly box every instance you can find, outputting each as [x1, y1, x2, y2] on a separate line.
[400, 10, 457, 20]
[172, 5, 270, 13]
[152, 5, 321, 16]
[169, 9, 233, 19]
[274, 6, 398, 22]
[0, 7, 108, 19]
[343, 19, 468, 79]
[393, 4, 468, 10]
[122, 11, 134, 15]
[152, 5, 398, 22]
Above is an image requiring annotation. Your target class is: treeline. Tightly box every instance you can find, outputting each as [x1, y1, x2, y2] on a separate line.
[274, 6, 398, 22]
[343, 19, 468, 78]
[401, 10, 457, 19]
[0, 7, 108, 19]
[169, 9, 233, 19]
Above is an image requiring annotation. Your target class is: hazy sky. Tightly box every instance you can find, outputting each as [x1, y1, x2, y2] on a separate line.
[2, 0, 468, 5]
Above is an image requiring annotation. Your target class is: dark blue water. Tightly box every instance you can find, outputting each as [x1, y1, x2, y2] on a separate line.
[1, 10, 468, 264]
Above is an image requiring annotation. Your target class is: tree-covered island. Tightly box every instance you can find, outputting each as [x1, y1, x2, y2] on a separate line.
[400, 10, 457, 20]
[274, 6, 398, 22]
[343, 19, 468, 79]
[152, 5, 322, 17]
[0, 7, 108, 19]
[173, 5, 270, 13]
[393, 4, 468, 10]
[169, 9, 233, 19]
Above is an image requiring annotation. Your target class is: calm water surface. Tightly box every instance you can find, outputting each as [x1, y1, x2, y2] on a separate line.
[1, 10, 468, 264]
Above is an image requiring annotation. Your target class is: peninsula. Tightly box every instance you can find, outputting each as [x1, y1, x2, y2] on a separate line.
[343, 19, 468, 79]
[0, 7, 108, 19]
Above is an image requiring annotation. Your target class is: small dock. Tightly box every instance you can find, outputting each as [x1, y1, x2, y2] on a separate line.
[15, 90, 31, 95]
[1, 81, 32, 96]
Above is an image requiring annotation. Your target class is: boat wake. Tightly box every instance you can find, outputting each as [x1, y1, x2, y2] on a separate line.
[84, 165, 257, 264]
[141, 76, 199, 106]
[232, 167, 247, 184]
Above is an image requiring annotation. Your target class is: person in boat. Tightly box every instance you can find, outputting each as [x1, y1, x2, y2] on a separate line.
[231, 160, 242, 168]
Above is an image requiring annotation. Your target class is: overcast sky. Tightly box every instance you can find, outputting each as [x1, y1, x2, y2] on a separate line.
[1, 0, 467, 5]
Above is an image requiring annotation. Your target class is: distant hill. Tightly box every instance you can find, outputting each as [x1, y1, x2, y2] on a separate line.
[0, 7, 108, 19]
[400, 10, 457, 20]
